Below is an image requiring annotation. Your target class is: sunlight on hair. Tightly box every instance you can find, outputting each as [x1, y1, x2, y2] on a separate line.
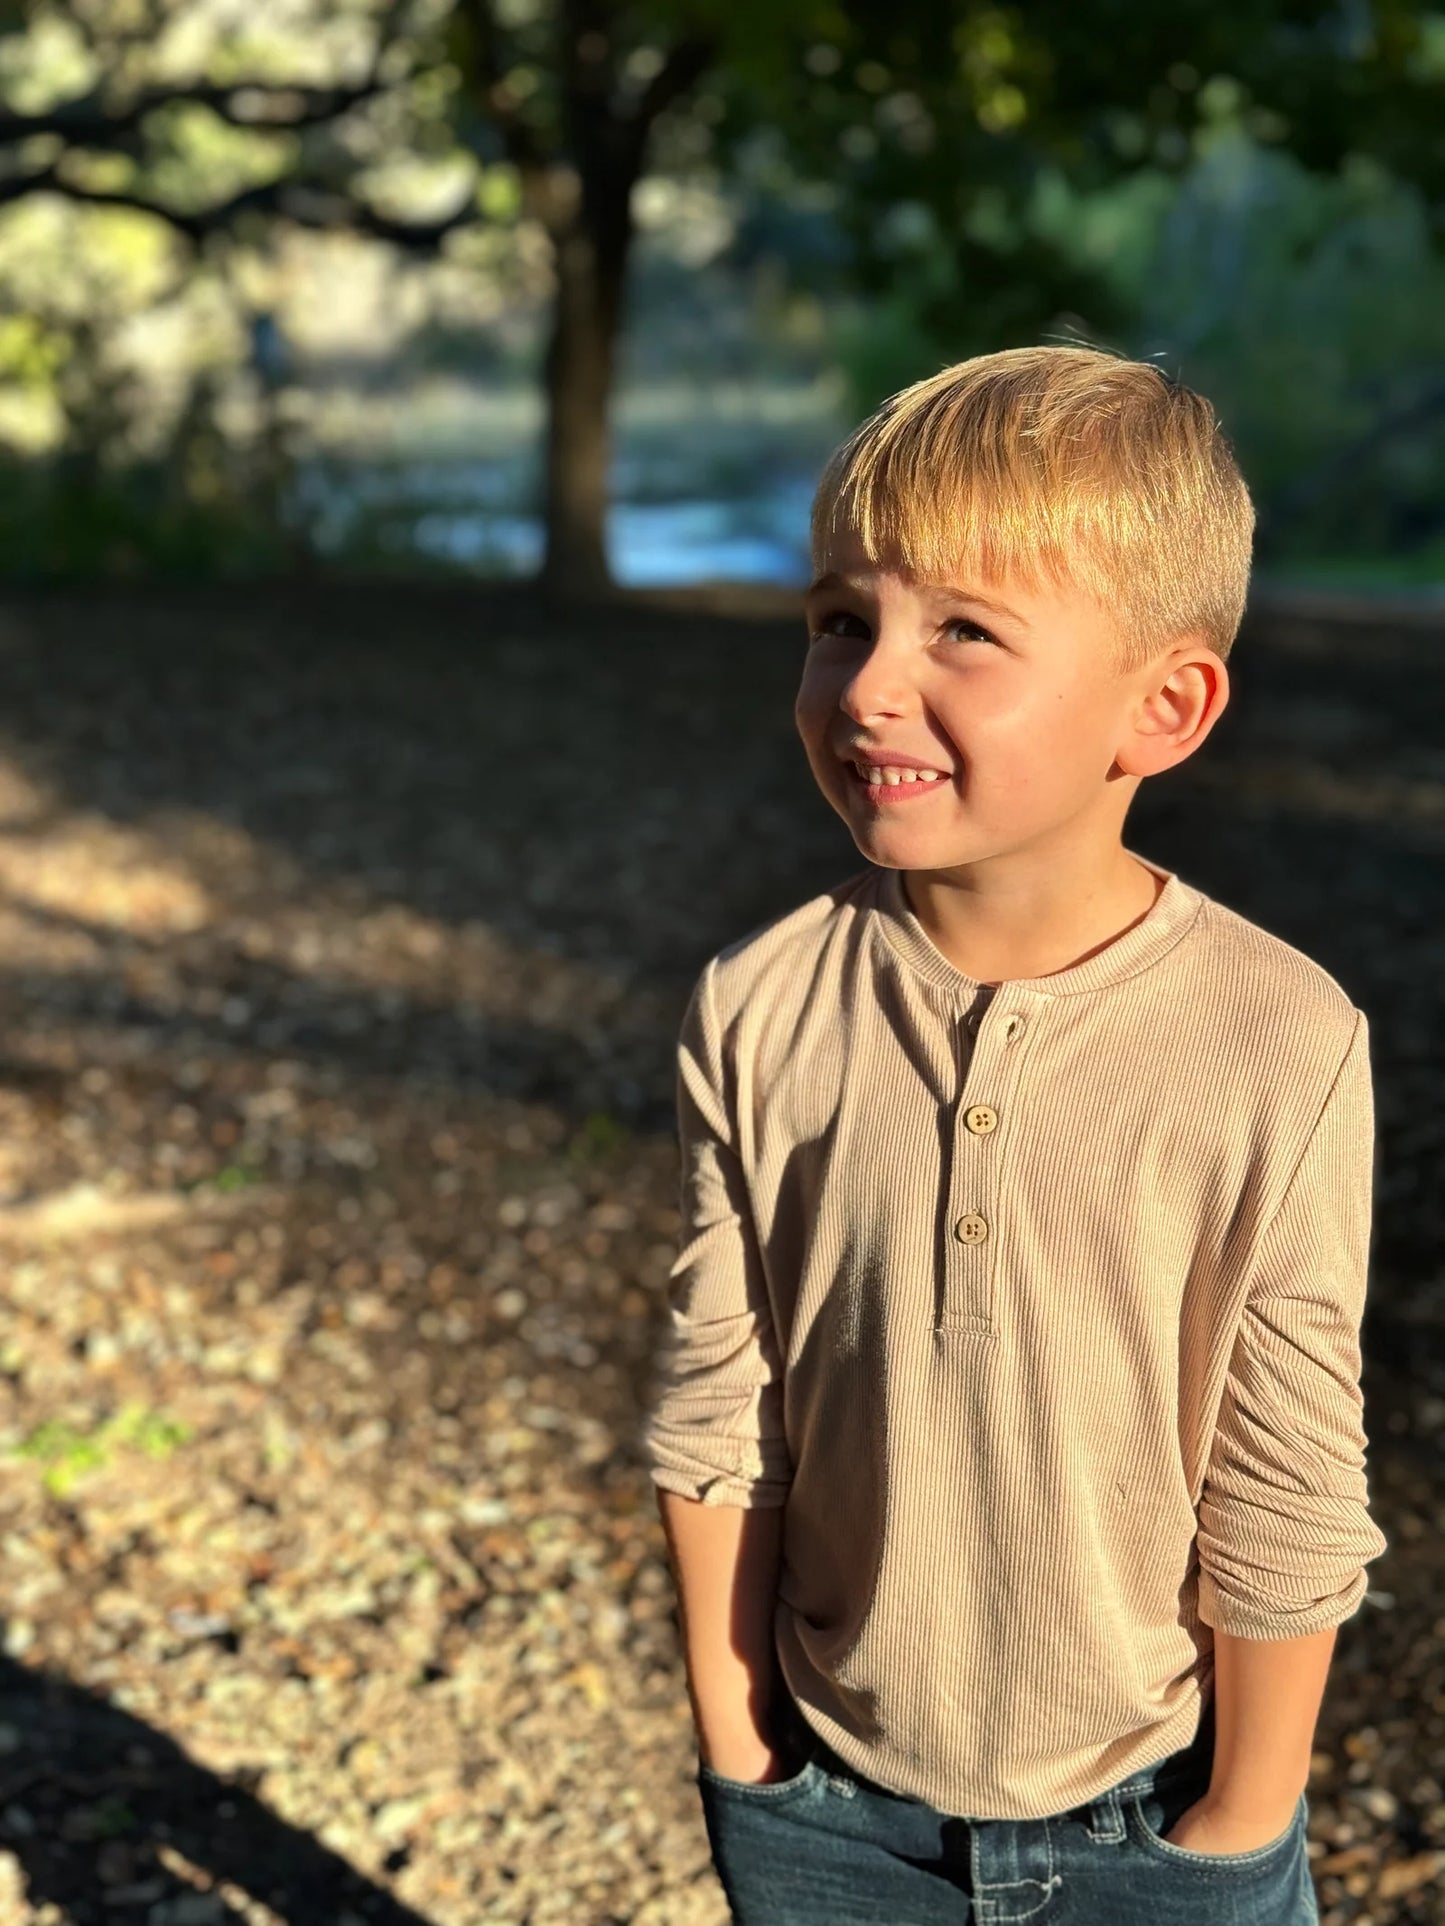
[811, 345, 1255, 674]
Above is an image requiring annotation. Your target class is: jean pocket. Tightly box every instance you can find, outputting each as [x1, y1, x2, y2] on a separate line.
[697, 1754, 821, 1802]
[1128, 1784, 1305, 1871]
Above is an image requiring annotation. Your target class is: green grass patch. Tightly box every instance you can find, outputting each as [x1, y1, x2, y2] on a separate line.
[213, 1161, 265, 1193]
[564, 1110, 631, 1164]
[11, 1401, 193, 1496]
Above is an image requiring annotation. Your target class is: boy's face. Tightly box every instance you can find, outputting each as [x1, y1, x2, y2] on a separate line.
[794, 530, 1184, 876]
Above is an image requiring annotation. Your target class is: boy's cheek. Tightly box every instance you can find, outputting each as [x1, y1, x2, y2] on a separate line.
[792, 690, 832, 767]
[795, 724, 843, 795]
[800, 750, 841, 803]
[795, 737, 850, 816]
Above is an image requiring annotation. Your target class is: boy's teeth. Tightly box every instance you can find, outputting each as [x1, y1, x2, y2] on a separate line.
[857, 764, 943, 785]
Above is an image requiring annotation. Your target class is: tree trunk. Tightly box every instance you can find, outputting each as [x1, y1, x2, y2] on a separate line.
[528, 15, 714, 602]
[539, 196, 630, 601]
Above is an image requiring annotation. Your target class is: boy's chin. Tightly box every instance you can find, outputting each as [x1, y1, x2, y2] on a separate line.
[842, 819, 1006, 871]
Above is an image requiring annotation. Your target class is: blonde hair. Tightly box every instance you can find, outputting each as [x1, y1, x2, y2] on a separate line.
[810, 344, 1254, 672]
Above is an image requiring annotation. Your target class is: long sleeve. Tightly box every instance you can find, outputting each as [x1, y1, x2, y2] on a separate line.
[1195, 1008, 1390, 1639]
[641, 959, 792, 1508]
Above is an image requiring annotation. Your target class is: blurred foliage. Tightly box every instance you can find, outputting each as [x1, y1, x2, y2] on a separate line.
[0, 287, 291, 581]
[0, 165, 310, 577]
[680, 0, 1445, 566]
[0, 0, 1441, 582]
[0, 453, 289, 579]
[820, 128, 1445, 560]
[688, 1, 1443, 370]
[1134, 137, 1445, 559]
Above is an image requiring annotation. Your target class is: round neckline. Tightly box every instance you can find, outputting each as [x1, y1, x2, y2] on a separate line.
[870, 852, 1203, 1000]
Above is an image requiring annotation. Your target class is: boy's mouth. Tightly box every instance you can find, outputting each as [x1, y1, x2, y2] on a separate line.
[846, 760, 952, 802]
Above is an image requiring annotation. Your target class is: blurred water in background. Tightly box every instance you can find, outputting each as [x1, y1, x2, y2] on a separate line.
[292, 459, 817, 586]
[284, 372, 841, 587]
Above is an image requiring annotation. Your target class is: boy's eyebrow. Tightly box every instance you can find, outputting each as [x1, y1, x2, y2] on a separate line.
[804, 571, 853, 599]
[804, 571, 1027, 626]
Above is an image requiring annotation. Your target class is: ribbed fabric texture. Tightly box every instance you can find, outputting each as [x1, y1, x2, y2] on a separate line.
[642, 850, 1390, 1821]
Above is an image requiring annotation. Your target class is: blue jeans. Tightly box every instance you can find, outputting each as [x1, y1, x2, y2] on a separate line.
[696, 1692, 1318, 1925]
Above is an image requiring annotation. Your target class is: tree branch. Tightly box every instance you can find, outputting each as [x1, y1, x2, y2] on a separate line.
[457, 0, 551, 171]
[0, 79, 391, 146]
[632, 34, 715, 127]
[0, 164, 483, 254]
[278, 180, 483, 253]
[1, 1, 422, 146]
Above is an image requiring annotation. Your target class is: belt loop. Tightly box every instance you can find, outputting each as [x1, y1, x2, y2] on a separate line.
[1086, 1782, 1128, 1844]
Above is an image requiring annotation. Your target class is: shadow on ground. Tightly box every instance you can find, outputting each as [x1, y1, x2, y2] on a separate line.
[0, 1651, 432, 1923]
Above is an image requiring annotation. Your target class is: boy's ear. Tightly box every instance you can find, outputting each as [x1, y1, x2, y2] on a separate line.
[1114, 639, 1229, 780]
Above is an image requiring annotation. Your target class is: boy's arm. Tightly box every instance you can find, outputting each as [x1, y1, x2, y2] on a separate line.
[1194, 1009, 1389, 1819]
[1205, 1624, 1337, 1835]
[656, 1492, 792, 1780]
[642, 961, 794, 1773]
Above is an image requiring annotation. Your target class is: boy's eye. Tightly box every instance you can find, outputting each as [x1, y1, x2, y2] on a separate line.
[805, 610, 999, 646]
[943, 617, 997, 645]
[807, 608, 868, 642]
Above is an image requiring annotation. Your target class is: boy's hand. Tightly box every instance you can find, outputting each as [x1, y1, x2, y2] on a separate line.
[1162, 1795, 1297, 1855]
[701, 1729, 798, 1785]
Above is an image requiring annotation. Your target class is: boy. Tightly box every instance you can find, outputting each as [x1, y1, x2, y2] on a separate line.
[642, 345, 1388, 1925]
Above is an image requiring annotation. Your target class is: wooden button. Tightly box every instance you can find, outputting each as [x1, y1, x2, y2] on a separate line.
[954, 1213, 989, 1244]
[965, 1104, 998, 1135]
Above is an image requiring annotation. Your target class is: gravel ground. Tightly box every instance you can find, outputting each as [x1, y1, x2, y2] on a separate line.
[0, 579, 1439, 1926]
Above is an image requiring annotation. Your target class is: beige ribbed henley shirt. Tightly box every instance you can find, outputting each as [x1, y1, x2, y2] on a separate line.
[643, 850, 1389, 1821]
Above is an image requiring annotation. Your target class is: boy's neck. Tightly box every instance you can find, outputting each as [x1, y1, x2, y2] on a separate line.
[900, 846, 1165, 987]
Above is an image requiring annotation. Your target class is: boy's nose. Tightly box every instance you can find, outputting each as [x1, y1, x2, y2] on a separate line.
[839, 650, 917, 722]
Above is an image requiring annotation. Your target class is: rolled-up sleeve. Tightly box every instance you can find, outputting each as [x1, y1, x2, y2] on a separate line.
[641, 959, 792, 1508]
[1196, 1008, 1390, 1639]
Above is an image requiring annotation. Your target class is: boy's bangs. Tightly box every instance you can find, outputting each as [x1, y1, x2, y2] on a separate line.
[816, 450, 1086, 600]
[810, 417, 1097, 605]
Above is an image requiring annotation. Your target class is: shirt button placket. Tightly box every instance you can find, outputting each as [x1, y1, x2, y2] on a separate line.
[942, 1001, 1030, 1338]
